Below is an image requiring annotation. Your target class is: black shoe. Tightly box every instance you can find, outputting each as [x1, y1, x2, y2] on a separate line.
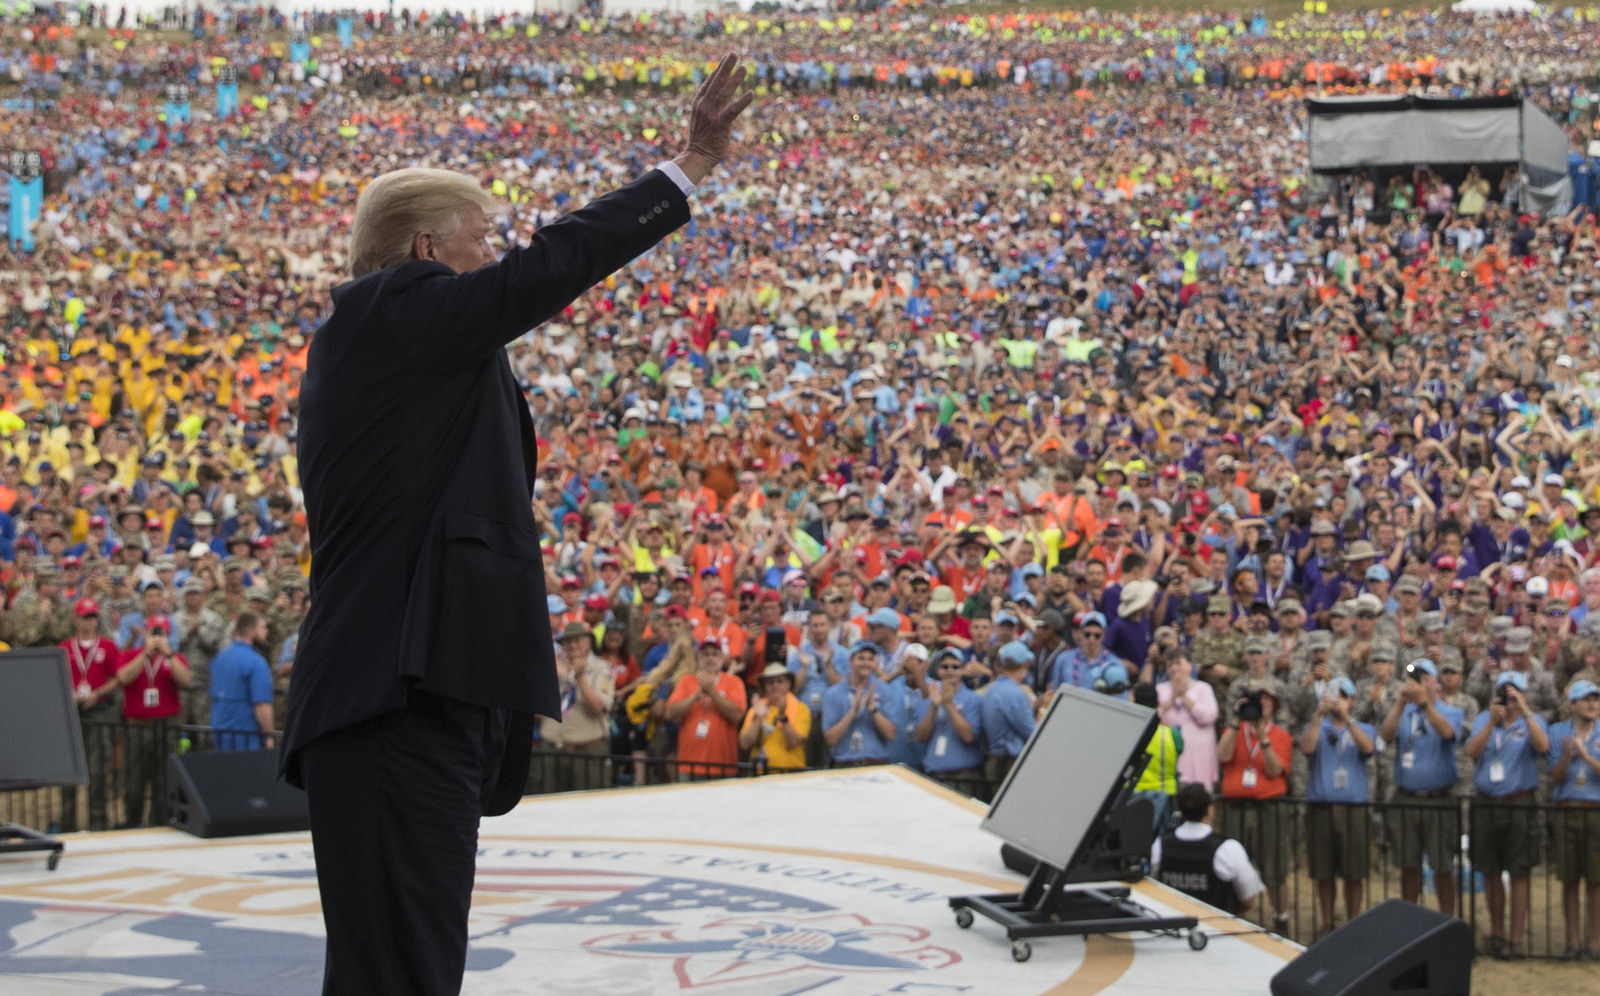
[1561, 946, 1582, 961]
[1486, 936, 1507, 960]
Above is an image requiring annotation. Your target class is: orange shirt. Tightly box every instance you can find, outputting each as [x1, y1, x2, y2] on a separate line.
[1220, 724, 1291, 800]
[690, 542, 739, 599]
[692, 616, 748, 661]
[669, 672, 748, 776]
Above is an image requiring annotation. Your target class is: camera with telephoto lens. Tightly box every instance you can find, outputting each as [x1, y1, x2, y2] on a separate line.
[1495, 683, 1511, 706]
[1236, 689, 1265, 722]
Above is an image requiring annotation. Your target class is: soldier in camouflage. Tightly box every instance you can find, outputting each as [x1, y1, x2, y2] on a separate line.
[1437, 658, 1479, 797]
[3, 567, 76, 647]
[1191, 594, 1245, 700]
[171, 577, 228, 729]
[1355, 642, 1403, 805]
[1465, 626, 1561, 722]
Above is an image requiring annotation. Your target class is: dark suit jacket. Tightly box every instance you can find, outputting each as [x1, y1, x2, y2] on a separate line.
[282, 169, 690, 814]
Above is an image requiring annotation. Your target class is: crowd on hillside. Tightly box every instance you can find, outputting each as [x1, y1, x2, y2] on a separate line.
[4, 0, 1600, 956]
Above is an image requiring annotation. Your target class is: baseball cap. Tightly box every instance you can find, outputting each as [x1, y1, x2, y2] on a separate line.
[582, 593, 609, 610]
[74, 598, 99, 617]
[865, 608, 901, 629]
[1496, 670, 1528, 691]
[998, 640, 1033, 666]
[1568, 679, 1600, 701]
[1078, 611, 1108, 630]
[849, 640, 881, 658]
[546, 595, 568, 613]
[1407, 658, 1438, 677]
[1331, 676, 1357, 697]
[145, 615, 172, 634]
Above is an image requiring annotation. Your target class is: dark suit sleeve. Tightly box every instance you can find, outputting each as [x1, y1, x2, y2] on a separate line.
[384, 169, 690, 369]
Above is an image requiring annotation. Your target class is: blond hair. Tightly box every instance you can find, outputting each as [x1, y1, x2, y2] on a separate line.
[347, 167, 503, 278]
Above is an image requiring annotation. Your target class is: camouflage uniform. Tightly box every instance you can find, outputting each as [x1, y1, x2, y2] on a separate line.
[171, 595, 228, 729]
[1354, 660, 1403, 805]
[3, 588, 76, 647]
[1191, 628, 1245, 700]
[1441, 685, 1481, 797]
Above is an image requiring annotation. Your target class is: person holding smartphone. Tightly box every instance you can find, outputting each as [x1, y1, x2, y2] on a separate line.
[113, 616, 191, 828]
[1467, 671, 1551, 960]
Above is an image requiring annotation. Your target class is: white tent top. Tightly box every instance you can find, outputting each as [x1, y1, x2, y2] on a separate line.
[1451, 0, 1539, 13]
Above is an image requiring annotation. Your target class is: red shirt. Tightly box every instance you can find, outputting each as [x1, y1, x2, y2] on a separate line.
[61, 636, 117, 701]
[122, 651, 186, 720]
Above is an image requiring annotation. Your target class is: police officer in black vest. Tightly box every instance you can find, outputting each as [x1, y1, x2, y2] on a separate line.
[1151, 783, 1265, 914]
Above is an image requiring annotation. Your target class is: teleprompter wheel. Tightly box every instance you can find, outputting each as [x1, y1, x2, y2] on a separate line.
[1187, 929, 1207, 951]
[1011, 939, 1032, 962]
[954, 908, 974, 929]
[46, 852, 60, 871]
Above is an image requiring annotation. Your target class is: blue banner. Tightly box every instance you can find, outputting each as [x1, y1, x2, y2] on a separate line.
[8, 174, 42, 251]
[216, 80, 239, 118]
[290, 40, 310, 64]
[164, 100, 191, 125]
[337, 17, 353, 47]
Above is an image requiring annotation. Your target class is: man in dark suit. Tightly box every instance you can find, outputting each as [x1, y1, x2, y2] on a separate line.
[282, 56, 754, 995]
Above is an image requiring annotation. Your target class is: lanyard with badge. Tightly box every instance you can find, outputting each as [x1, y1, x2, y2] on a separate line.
[142, 654, 165, 710]
[1575, 725, 1594, 788]
[69, 638, 96, 699]
[1326, 723, 1355, 792]
[1488, 722, 1514, 785]
[1400, 707, 1425, 772]
[1240, 725, 1263, 789]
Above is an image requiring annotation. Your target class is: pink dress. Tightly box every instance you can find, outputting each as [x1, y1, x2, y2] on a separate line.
[1156, 679, 1220, 789]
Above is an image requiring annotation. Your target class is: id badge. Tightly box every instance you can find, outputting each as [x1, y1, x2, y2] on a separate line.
[1401, 750, 1416, 771]
[1489, 760, 1505, 784]
[1577, 769, 1589, 788]
[1241, 768, 1258, 789]
[694, 719, 710, 740]
[76, 682, 90, 699]
[810, 691, 822, 710]
[144, 687, 160, 709]
[850, 730, 864, 753]
[934, 735, 948, 758]
[1333, 769, 1348, 792]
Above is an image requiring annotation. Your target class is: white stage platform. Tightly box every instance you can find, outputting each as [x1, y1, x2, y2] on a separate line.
[0, 767, 1297, 994]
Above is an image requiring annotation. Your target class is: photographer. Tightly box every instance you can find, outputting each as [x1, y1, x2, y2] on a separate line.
[1217, 679, 1291, 932]
[1300, 676, 1376, 938]
[1380, 658, 1465, 917]
[1466, 671, 1551, 960]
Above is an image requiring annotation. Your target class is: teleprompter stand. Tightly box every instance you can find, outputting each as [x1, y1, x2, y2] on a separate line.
[0, 816, 63, 870]
[948, 690, 1200, 962]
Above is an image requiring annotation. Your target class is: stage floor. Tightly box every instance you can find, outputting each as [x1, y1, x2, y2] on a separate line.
[0, 767, 1296, 995]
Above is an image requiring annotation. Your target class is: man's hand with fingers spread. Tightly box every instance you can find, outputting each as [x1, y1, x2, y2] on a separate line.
[674, 54, 756, 186]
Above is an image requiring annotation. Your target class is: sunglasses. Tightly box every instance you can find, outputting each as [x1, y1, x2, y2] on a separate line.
[1208, 611, 1228, 617]
[1080, 630, 1104, 639]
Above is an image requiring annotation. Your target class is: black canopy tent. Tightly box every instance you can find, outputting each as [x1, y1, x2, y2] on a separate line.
[1305, 94, 1572, 216]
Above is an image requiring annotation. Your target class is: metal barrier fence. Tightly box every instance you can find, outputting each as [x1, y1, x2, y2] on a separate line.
[9, 730, 1599, 959]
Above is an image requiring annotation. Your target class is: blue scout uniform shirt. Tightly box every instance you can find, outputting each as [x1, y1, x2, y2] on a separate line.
[789, 640, 848, 712]
[1306, 718, 1376, 804]
[884, 676, 932, 769]
[821, 677, 895, 763]
[1470, 713, 1548, 797]
[981, 675, 1037, 758]
[1395, 700, 1465, 793]
[1049, 647, 1117, 692]
[922, 684, 986, 774]
[209, 640, 274, 751]
[1548, 719, 1600, 803]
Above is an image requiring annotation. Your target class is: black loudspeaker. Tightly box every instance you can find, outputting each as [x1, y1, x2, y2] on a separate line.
[167, 750, 310, 838]
[1271, 899, 1473, 996]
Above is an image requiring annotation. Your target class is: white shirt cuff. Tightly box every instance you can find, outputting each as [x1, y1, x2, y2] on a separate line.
[656, 160, 696, 197]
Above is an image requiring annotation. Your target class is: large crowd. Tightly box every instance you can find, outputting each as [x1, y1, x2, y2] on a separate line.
[6, 0, 1600, 958]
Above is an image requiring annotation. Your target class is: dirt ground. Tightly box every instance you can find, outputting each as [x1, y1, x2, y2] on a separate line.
[1473, 958, 1596, 994]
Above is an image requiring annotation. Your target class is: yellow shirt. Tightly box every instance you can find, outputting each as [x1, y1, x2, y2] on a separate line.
[741, 693, 811, 772]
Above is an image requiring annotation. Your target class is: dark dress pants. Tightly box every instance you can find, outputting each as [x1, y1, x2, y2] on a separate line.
[300, 689, 508, 996]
